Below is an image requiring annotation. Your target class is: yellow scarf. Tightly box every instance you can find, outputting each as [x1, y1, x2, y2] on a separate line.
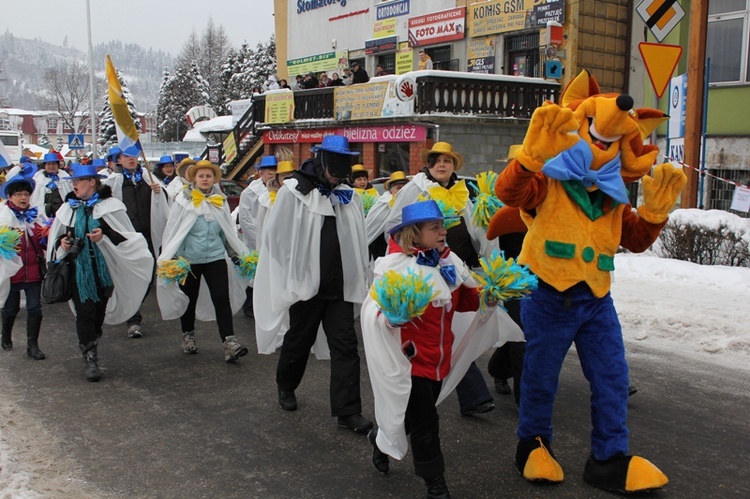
[191, 189, 224, 208]
[269, 190, 278, 205]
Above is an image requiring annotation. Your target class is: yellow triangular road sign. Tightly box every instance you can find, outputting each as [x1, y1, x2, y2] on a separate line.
[639, 42, 682, 98]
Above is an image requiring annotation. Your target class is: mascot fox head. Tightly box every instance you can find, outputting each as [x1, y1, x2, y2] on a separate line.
[560, 70, 667, 182]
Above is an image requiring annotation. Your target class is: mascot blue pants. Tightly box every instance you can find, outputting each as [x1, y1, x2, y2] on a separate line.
[518, 281, 629, 461]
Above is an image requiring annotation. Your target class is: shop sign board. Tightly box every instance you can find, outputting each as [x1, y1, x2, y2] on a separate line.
[334, 80, 413, 120]
[365, 36, 399, 55]
[287, 50, 349, 77]
[532, 0, 564, 27]
[263, 125, 427, 144]
[408, 7, 466, 47]
[376, 0, 410, 20]
[469, 0, 530, 37]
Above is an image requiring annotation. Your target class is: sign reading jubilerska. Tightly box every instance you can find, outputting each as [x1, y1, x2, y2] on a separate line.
[408, 7, 466, 48]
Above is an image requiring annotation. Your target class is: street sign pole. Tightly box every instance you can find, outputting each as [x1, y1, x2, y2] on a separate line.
[682, 0, 708, 208]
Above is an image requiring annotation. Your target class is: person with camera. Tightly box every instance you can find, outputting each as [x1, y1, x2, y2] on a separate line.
[0, 164, 47, 360]
[254, 135, 372, 434]
[156, 160, 250, 363]
[48, 164, 153, 381]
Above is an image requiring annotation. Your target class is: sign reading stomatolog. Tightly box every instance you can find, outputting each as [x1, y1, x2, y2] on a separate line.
[263, 125, 427, 144]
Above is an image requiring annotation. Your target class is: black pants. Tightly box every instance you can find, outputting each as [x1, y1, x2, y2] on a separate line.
[179, 259, 233, 341]
[407, 376, 444, 480]
[127, 234, 155, 327]
[72, 283, 111, 346]
[487, 299, 525, 406]
[276, 296, 362, 417]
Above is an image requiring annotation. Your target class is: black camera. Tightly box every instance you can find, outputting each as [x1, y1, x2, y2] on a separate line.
[66, 236, 85, 258]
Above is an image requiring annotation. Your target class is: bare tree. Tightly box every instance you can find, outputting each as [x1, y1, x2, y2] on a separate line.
[43, 61, 100, 134]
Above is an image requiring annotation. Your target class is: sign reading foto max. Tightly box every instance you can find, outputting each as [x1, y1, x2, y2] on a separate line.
[408, 7, 466, 48]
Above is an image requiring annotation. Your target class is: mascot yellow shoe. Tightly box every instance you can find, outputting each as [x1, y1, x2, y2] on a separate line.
[583, 454, 668, 493]
[515, 437, 564, 483]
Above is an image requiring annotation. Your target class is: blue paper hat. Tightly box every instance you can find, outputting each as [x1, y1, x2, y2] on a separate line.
[157, 155, 174, 166]
[1, 163, 37, 198]
[120, 145, 141, 158]
[0, 156, 8, 168]
[257, 155, 278, 169]
[64, 163, 107, 180]
[310, 135, 359, 156]
[19, 156, 33, 164]
[389, 200, 445, 235]
[42, 152, 60, 164]
[106, 146, 122, 162]
[92, 158, 107, 168]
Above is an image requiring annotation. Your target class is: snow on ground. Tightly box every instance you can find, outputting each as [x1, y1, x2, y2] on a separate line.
[613, 252, 750, 372]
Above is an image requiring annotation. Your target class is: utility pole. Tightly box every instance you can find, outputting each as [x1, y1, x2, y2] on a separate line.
[86, 0, 98, 158]
[682, 0, 708, 208]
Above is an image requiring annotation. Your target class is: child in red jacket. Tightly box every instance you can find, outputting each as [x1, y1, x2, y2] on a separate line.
[361, 200, 492, 499]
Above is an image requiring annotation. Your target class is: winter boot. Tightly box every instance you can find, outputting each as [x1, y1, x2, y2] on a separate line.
[1, 314, 15, 350]
[583, 453, 668, 493]
[182, 331, 197, 354]
[80, 341, 101, 382]
[223, 335, 248, 363]
[26, 314, 45, 360]
[515, 436, 564, 483]
[424, 475, 451, 499]
[367, 429, 390, 474]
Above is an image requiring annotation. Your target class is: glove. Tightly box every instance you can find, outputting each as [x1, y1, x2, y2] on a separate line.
[638, 163, 688, 224]
[516, 103, 580, 172]
[231, 256, 241, 266]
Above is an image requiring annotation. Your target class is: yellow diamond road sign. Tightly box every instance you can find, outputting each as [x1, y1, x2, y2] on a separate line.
[636, 0, 685, 42]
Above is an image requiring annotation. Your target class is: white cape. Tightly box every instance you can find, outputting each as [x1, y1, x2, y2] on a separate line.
[48, 197, 154, 325]
[30, 170, 72, 211]
[156, 187, 249, 321]
[237, 178, 266, 251]
[364, 190, 393, 246]
[253, 179, 369, 357]
[385, 172, 498, 259]
[361, 252, 524, 460]
[104, 171, 169, 252]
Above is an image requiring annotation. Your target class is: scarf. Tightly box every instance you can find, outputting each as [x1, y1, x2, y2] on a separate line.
[541, 138, 629, 205]
[416, 247, 457, 286]
[71, 198, 113, 303]
[122, 167, 144, 184]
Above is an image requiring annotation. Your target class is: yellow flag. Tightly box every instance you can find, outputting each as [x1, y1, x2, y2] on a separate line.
[105, 55, 140, 151]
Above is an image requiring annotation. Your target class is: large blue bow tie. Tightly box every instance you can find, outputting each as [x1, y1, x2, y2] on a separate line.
[12, 206, 38, 224]
[416, 249, 457, 286]
[123, 168, 143, 184]
[45, 172, 60, 190]
[542, 138, 629, 205]
[68, 193, 100, 208]
[317, 185, 353, 205]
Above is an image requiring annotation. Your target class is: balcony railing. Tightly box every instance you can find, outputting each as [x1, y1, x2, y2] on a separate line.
[251, 71, 559, 124]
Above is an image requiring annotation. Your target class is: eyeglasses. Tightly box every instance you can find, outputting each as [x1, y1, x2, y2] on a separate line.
[9, 191, 31, 197]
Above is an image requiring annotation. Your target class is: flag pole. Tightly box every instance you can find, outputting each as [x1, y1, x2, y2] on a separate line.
[86, 0, 97, 158]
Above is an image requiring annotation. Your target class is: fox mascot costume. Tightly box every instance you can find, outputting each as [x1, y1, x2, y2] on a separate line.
[489, 70, 686, 493]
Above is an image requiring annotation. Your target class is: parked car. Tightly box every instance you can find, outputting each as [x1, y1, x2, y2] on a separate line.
[220, 179, 248, 211]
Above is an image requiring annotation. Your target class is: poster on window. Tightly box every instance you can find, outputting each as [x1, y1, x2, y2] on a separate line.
[730, 185, 750, 213]
[467, 37, 496, 73]
[408, 7, 466, 47]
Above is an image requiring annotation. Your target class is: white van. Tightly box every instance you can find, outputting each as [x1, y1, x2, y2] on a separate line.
[0, 130, 22, 163]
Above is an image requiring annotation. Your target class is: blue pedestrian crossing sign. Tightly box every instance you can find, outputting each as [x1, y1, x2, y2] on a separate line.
[545, 60, 563, 79]
[68, 134, 85, 149]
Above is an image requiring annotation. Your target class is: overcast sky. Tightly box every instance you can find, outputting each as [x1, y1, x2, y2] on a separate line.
[0, 0, 276, 56]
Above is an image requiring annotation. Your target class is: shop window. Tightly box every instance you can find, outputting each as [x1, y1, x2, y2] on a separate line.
[377, 142, 410, 178]
[706, 0, 750, 84]
[377, 54, 396, 75]
[505, 32, 540, 77]
[424, 46, 457, 71]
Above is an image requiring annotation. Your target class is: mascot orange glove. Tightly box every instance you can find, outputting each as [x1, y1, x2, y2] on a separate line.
[638, 163, 688, 224]
[516, 103, 580, 172]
